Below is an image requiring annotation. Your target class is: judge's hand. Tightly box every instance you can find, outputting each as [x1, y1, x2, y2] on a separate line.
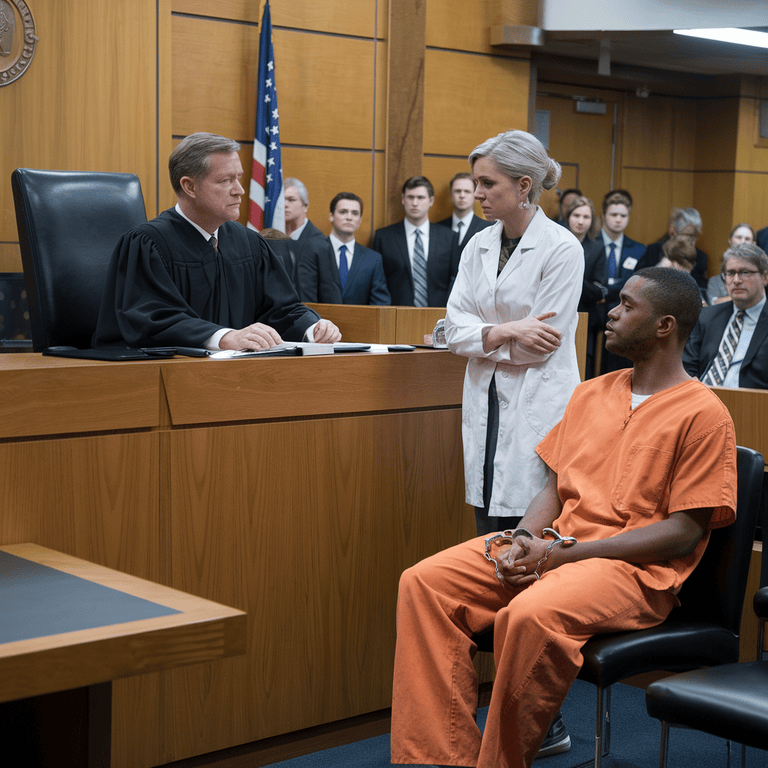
[313, 319, 342, 343]
[220, 323, 282, 351]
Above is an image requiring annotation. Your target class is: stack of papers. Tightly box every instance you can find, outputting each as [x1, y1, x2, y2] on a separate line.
[209, 342, 371, 359]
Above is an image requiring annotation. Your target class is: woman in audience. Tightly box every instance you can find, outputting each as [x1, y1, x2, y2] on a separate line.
[565, 194, 599, 244]
[707, 223, 756, 304]
[658, 235, 708, 305]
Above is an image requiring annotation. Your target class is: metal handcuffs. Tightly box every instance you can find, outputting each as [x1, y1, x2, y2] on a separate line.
[484, 527, 577, 583]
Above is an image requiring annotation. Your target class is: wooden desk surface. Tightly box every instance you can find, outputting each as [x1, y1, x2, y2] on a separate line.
[0, 544, 246, 704]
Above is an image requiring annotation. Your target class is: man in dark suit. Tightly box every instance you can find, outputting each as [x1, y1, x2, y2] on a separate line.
[437, 172, 492, 253]
[297, 192, 391, 305]
[756, 225, 768, 253]
[373, 176, 460, 307]
[597, 190, 646, 373]
[683, 242, 768, 389]
[284, 177, 324, 242]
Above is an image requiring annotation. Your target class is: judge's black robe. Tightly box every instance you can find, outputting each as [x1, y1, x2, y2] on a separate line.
[93, 209, 319, 348]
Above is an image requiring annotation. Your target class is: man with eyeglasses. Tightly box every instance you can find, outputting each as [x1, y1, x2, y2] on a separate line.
[683, 242, 768, 389]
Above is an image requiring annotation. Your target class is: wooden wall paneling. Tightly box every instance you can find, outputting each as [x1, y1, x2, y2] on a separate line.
[157, 0, 175, 215]
[733, 88, 768, 231]
[174, 0, 382, 38]
[424, 50, 529, 158]
[395, 307, 446, 344]
[280, 147, 381, 239]
[161, 410, 471, 761]
[692, 172, 734, 273]
[426, 0, 536, 54]
[0, 0, 160, 239]
[171, 16, 260, 141]
[534, 91, 615, 219]
[384, 0, 426, 223]
[732, 171, 768, 235]
[620, 168, 695, 248]
[0, 243, 21, 273]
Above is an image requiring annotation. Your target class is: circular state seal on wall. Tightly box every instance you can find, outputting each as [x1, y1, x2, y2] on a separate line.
[0, 0, 38, 87]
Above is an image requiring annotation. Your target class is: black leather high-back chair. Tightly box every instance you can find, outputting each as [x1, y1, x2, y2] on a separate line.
[12, 168, 147, 351]
[646, 585, 768, 768]
[573, 445, 764, 768]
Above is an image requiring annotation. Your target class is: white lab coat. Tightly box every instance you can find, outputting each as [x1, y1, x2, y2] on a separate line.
[445, 209, 584, 517]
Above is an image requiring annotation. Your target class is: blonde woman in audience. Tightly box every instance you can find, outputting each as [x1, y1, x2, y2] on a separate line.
[708, 223, 756, 304]
[564, 194, 599, 244]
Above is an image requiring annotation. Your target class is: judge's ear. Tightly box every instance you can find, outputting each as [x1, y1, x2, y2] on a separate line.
[179, 175, 196, 198]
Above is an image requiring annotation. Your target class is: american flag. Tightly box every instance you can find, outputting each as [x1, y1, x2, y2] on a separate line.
[248, 0, 284, 232]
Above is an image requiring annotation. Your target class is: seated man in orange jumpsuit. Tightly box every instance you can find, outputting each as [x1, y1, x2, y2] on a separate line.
[391, 267, 737, 768]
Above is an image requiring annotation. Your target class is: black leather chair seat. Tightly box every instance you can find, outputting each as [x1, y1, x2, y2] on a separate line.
[646, 662, 768, 750]
[578, 622, 739, 686]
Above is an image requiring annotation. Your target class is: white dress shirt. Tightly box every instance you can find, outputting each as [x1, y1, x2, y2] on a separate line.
[452, 211, 475, 245]
[289, 219, 308, 241]
[601, 230, 625, 285]
[330, 233, 355, 270]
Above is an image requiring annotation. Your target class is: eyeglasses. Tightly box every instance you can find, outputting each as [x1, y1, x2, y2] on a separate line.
[722, 269, 762, 279]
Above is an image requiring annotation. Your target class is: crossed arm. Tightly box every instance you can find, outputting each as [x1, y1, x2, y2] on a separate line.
[496, 469, 713, 587]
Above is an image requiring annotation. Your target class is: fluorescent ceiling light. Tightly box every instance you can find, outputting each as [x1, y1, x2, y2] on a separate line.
[673, 28, 768, 50]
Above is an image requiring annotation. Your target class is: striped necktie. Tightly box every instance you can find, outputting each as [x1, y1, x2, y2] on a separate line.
[412, 229, 428, 307]
[701, 309, 746, 386]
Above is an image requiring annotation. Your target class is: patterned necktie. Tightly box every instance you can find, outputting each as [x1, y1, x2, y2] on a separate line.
[607, 242, 617, 280]
[338, 244, 349, 289]
[412, 229, 428, 307]
[498, 235, 521, 276]
[456, 220, 464, 244]
[209, 236, 218, 253]
[702, 309, 746, 386]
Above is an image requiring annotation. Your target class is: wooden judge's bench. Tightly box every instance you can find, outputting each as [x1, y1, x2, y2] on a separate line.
[0, 306, 762, 767]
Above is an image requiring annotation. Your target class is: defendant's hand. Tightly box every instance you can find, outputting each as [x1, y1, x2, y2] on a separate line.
[220, 323, 283, 351]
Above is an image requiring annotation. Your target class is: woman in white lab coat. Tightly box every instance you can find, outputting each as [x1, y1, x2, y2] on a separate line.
[445, 130, 584, 536]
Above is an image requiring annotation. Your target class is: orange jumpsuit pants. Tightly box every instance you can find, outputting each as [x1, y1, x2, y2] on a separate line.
[390, 536, 677, 768]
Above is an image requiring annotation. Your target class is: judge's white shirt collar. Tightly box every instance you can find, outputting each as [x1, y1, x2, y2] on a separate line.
[175, 203, 219, 243]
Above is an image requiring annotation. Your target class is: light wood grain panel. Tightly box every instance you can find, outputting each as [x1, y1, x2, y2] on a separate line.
[160, 351, 465, 425]
[279, 147, 385, 241]
[619, 168, 695, 247]
[735, 91, 768, 173]
[0, 244, 21, 273]
[0, 361, 160, 437]
[694, 98, 738, 172]
[424, 49, 529, 157]
[172, 18, 379, 150]
[173, 0, 383, 38]
[622, 95, 697, 171]
[692, 172, 734, 273]
[535, 91, 616, 216]
[426, 0, 535, 53]
[712, 387, 768, 459]
[731, 171, 768, 234]
[395, 306, 446, 344]
[162, 409, 472, 758]
[0, 0, 158, 239]
[304, 303, 398, 343]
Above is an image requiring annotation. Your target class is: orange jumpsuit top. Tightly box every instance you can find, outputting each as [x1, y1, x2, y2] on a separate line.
[536, 369, 737, 593]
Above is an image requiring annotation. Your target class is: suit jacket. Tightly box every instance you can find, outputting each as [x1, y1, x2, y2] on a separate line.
[757, 226, 768, 253]
[297, 238, 391, 305]
[372, 221, 460, 307]
[437, 214, 493, 253]
[296, 219, 325, 242]
[683, 300, 768, 389]
[578, 237, 608, 325]
[263, 238, 301, 289]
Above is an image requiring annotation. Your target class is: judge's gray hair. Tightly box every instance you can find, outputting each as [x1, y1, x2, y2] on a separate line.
[468, 130, 561, 205]
[284, 178, 309, 206]
[169, 133, 241, 194]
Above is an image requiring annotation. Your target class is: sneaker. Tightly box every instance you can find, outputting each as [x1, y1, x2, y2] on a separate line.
[535, 711, 571, 758]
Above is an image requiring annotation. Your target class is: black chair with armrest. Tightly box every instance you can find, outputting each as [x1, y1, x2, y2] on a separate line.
[646, 585, 768, 767]
[473, 445, 764, 768]
[11, 168, 146, 351]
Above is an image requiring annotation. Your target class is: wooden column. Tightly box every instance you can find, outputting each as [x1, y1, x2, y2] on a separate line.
[384, 0, 426, 223]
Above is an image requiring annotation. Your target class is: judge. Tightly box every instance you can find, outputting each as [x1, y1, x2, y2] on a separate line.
[93, 132, 341, 350]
